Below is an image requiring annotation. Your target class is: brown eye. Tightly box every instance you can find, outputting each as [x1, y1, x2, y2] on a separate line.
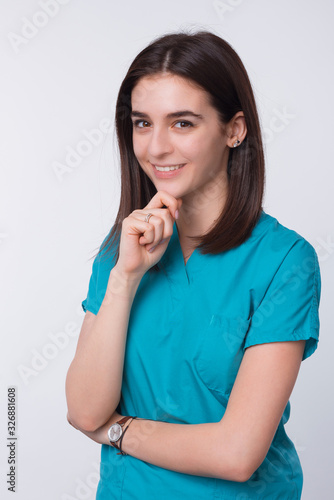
[133, 120, 150, 128]
[175, 121, 193, 128]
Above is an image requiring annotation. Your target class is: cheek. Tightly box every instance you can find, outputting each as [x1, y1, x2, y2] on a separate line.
[132, 137, 153, 178]
[201, 134, 226, 165]
[182, 133, 222, 164]
[132, 130, 151, 152]
[179, 135, 207, 160]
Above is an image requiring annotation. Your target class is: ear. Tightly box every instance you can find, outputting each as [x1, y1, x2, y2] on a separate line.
[225, 111, 247, 148]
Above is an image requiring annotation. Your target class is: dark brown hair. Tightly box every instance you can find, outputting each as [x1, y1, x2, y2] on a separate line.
[96, 29, 265, 271]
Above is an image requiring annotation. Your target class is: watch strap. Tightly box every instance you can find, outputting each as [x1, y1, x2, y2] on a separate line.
[116, 416, 137, 455]
[117, 416, 133, 428]
[109, 416, 136, 454]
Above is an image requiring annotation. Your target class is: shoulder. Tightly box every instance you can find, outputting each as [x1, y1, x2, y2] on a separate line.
[240, 210, 321, 306]
[248, 210, 318, 264]
[243, 211, 321, 361]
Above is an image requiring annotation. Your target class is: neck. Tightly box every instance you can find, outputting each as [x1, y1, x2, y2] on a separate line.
[176, 174, 228, 246]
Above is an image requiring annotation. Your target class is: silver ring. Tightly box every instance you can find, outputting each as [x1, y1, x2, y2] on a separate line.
[144, 213, 153, 223]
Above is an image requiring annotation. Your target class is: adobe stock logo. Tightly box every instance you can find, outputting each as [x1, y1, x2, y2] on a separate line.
[213, 0, 244, 21]
[61, 462, 100, 500]
[263, 107, 296, 144]
[8, 0, 71, 54]
[17, 306, 84, 386]
[52, 117, 113, 182]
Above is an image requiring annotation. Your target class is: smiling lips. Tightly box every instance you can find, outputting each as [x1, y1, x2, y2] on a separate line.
[150, 163, 187, 178]
[154, 164, 185, 171]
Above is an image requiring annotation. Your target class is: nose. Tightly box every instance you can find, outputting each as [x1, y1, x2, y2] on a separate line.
[147, 126, 174, 158]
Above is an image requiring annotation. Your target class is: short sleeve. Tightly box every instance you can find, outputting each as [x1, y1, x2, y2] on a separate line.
[243, 238, 321, 361]
[81, 233, 118, 315]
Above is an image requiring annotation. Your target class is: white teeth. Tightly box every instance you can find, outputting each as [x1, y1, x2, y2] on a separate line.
[154, 164, 184, 172]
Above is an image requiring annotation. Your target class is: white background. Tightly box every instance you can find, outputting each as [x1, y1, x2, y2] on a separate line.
[1, 1, 333, 499]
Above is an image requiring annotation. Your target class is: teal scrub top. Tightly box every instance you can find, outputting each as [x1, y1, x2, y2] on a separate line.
[82, 210, 321, 500]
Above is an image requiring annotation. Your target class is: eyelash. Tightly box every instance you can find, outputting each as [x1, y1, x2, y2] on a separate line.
[132, 120, 193, 129]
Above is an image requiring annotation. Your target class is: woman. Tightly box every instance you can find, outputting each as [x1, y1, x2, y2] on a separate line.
[65, 30, 321, 499]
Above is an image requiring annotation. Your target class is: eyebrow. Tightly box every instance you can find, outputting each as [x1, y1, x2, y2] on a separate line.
[130, 110, 204, 120]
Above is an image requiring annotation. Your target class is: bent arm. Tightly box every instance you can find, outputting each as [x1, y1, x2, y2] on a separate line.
[68, 339, 305, 482]
[65, 266, 142, 431]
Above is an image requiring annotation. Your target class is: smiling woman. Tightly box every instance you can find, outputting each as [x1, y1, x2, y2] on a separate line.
[65, 30, 321, 500]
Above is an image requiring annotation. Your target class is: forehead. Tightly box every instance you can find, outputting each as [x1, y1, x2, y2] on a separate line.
[131, 73, 211, 109]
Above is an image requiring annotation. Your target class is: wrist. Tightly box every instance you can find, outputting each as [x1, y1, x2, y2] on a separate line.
[106, 267, 143, 298]
[119, 417, 150, 456]
[108, 416, 138, 455]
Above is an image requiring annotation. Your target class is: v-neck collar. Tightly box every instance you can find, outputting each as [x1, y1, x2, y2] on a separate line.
[174, 222, 198, 269]
[160, 221, 204, 285]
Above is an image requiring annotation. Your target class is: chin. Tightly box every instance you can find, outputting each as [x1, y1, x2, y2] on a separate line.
[156, 185, 185, 199]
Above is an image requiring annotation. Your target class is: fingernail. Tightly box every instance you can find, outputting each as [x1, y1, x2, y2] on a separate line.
[148, 245, 156, 253]
[159, 238, 167, 245]
[175, 210, 179, 219]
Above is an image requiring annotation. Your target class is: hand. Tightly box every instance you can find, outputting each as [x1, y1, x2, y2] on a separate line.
[115, 190, 182, 277]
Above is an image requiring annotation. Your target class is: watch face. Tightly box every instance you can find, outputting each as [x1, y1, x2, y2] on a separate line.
[108, 423, 122, 443]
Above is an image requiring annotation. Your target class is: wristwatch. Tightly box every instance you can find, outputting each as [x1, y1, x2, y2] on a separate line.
[108, 416, 135, 454]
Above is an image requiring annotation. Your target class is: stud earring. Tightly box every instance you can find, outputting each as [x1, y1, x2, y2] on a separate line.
[233, 139, 241, 148]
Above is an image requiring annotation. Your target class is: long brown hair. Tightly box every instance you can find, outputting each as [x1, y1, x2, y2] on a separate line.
[96, 30, 265, 272]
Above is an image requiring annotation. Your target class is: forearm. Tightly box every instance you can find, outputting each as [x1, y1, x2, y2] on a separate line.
[69, 412, 245, 482]
[123, 417, 235, 480]
[65, 267, 142, 430]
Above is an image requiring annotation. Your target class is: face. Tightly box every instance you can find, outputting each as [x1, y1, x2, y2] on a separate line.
[130, 73, 230, 208]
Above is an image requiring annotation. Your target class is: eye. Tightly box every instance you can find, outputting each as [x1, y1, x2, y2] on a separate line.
[133, 120, 150, 128]
[174, 121, 193, 128]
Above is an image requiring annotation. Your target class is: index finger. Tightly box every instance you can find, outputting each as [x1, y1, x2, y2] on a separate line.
[144, 190, 182, 219]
